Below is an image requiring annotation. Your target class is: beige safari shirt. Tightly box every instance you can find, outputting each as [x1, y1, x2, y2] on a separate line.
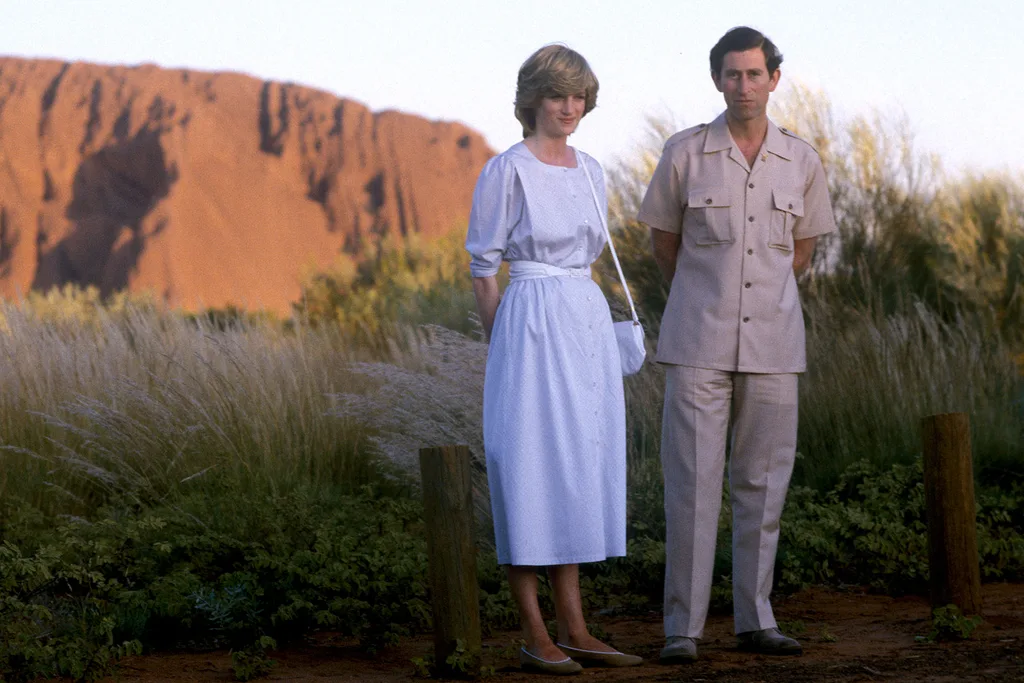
[637, 112, 837, 373]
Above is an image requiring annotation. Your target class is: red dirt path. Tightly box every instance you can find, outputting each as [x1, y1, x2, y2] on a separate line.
[102, 583, 1024, 682]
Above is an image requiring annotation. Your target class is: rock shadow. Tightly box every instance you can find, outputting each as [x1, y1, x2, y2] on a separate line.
[33, 128, 176, 295]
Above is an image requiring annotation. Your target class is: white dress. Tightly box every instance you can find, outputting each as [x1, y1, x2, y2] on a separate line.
[465, 142, 626, 566]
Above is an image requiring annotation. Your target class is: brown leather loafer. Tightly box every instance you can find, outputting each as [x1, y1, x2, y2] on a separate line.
[555, 643, 643, 667]
[519, 648, 583, 675]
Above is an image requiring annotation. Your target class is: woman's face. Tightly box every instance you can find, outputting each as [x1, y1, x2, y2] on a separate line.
[533, 93, 586, 139]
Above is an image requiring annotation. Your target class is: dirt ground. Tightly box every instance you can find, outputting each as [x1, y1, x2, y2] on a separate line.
[104, 583, 1024, 682]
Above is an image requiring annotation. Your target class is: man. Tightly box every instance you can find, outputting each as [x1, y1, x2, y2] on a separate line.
[637, 26, 837, 662]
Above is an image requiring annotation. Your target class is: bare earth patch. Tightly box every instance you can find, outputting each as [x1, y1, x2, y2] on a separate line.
[102, 583, 1024, 682]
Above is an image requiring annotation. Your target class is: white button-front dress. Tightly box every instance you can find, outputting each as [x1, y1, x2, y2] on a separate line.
[465, 141, 626, 567]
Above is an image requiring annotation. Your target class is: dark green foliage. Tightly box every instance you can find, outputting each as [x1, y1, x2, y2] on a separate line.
[2, 460, 1024, 681]
[0, 486, 431, 680]
[0, 541, 142, 681]
[779, 459, 1024, 592]
[231, 636, 277, 681]
[920, 605, 982, 642]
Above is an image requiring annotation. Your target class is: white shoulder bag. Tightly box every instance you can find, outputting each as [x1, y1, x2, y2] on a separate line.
[579, 154, 646, 376]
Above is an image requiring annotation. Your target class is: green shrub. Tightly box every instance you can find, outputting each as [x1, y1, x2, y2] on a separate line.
[921, 605, 982, 642]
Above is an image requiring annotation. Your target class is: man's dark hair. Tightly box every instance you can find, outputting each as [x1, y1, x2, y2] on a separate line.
[709, 26, 783, 79]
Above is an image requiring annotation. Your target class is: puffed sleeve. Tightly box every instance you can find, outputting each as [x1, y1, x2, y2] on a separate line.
[465, 155, 516, 277]
[793, 155, 838, 240]
[636, 140, 685, 234]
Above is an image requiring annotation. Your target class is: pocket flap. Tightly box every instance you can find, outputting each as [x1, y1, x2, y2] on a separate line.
[772, 190, 805, 216]
[688, 189, 730, 208]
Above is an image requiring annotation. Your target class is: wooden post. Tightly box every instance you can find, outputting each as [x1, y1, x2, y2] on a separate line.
[922, 412, 982, 615]
[419, 445, 481, 678]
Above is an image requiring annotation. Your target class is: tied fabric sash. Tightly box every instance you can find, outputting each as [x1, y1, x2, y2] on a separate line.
[508, 261, 592, 282]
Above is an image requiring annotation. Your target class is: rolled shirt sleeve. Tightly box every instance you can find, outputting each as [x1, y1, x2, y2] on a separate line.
[637, 141, 685, 234]
[792, 155, 838, 241]
[466, 155, 516, 277]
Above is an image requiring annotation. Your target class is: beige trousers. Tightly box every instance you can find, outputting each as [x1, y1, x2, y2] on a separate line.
[661, 366, 799, 638]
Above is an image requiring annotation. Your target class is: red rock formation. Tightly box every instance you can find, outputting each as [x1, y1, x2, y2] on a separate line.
[0, 57, 493, 312]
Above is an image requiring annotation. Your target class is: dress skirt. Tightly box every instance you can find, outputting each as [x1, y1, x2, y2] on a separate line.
[484, 271, 627, 566]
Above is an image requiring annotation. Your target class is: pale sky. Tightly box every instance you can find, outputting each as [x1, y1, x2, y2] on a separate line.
[1, 0, 1018, 174]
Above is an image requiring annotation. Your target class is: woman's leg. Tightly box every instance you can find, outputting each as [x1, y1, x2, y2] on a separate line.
[548, 564, 616, 652]
[507, 565, 564, 660]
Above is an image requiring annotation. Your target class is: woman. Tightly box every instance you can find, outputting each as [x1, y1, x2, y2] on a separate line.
[465, 45, 641, 675]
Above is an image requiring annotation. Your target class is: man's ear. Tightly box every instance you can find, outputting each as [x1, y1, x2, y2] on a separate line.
[768, 68, 781, 92]
[711, 70, 723, 93]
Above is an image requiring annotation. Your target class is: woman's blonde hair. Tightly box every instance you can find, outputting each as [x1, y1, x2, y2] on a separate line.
[514, 44, 599, 138]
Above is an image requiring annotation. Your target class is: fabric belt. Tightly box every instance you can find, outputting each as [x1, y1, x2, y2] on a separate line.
[508, 260, 592, 282]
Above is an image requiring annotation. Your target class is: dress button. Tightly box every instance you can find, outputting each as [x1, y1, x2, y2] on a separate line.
[748, 216, 754, 222]
[743, 317, 750, 323]
[745, 282, 752, 288]
[747, 248, 753, 255]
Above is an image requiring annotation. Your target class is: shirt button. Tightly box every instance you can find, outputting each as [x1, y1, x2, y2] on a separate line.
[748, 183, 754, 189]
[788, 203, 794, 209]
[747, 249, 753, 255]
[745, 282, 752, 288]
[748, 216, 755, 222]
[705, 198, 713, 205]
[743, 317, 750, 323]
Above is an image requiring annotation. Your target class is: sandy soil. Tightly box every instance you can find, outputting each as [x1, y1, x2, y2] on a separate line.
[100, 583, 1024, 682]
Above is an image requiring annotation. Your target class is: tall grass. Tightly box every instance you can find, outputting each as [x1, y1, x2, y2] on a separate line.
[799, 294, 1023, 490]
[0, 288, 387, 520]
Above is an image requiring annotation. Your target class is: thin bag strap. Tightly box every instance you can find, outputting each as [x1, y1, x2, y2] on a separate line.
[578, 150, 640, 325]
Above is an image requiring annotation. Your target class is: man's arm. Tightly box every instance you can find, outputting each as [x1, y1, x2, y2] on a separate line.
[651, 228, 682, 285]
[793, 236, 817, 276]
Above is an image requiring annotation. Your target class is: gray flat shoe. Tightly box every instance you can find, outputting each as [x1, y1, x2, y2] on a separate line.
[555, 643, 643, 667]
[519, 647, 583, 675]
[736, 627, 803, 655]
[659, 635, 698, 663]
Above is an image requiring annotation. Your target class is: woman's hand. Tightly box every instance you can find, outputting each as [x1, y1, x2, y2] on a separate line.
[472, 276, 501, 342]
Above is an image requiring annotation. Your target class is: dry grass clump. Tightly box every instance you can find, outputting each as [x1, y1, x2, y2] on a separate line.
[800, 295, 1023, 489]
[0, 293, 376, 516]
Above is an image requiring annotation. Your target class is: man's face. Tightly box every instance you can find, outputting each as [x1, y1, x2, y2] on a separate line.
[714, 48, 780, 123]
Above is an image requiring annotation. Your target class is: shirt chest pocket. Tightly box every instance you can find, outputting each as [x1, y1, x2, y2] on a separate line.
[769, 190, 804, 252]
[686, 189, 733, 245]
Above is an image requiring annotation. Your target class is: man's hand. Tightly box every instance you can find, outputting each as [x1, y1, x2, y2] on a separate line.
[651, 228, 682, 284]
[793, 237, 817, 276]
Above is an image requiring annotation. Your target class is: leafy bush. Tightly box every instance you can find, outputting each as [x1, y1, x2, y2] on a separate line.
[779, 459, 1024, 592]
[0, 486, 430, 680]
[922, 605, 982, 642]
